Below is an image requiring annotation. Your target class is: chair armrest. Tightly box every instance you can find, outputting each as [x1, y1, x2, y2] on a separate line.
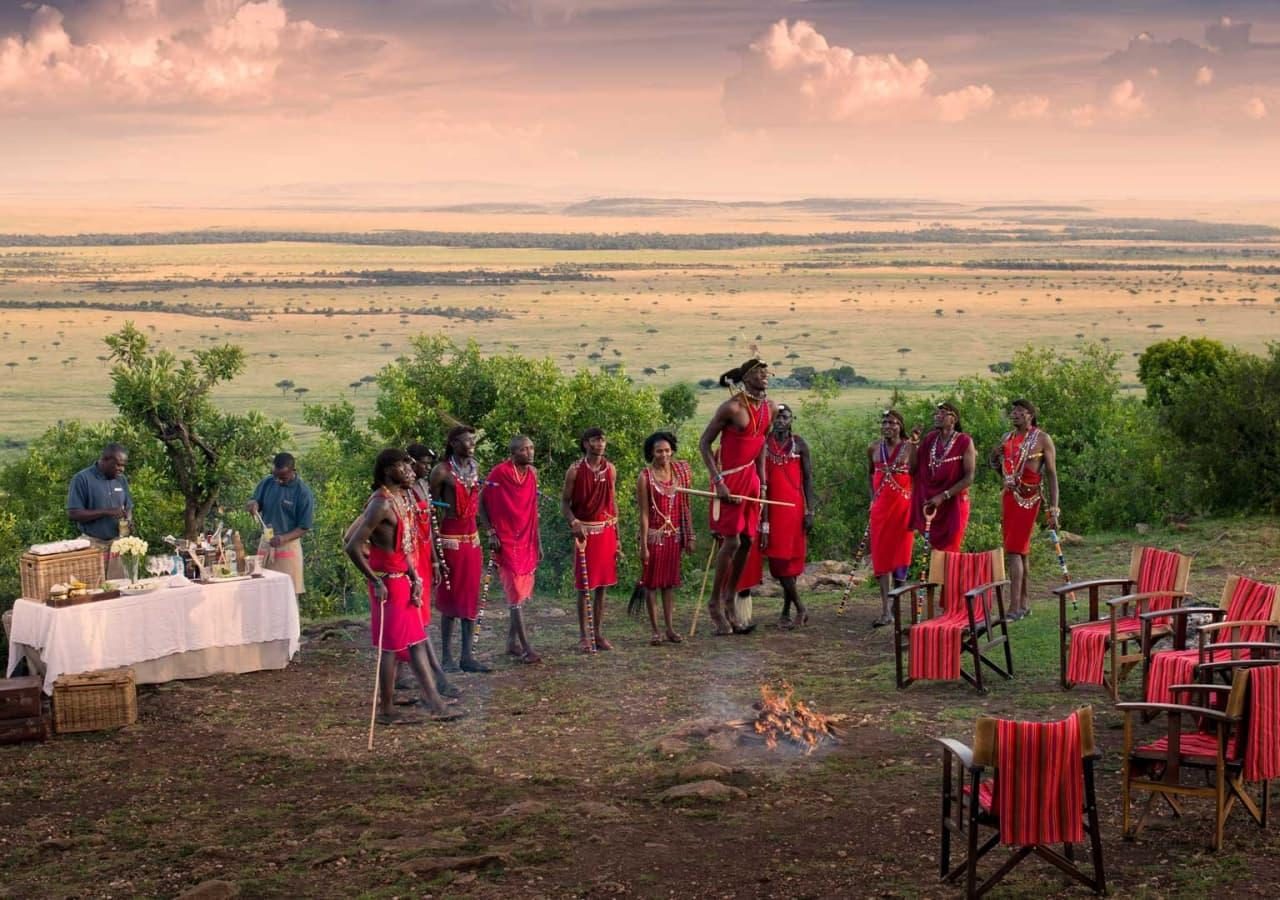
[1138, 604, 1214, 622]
[889, 580, 932, 600]
[964, 579, 1011, 600]
[1200, 641, 1280, 654]
[1198, 657, 1280, 677]
[1109, 590, 1192, 610]
[1200, 619, 1277, 635]
[1053, 577, 1132, 596]
[1116, 701, 1232, 722]
[935, 737, 975, 769]
[1168, 683, 1232, 697]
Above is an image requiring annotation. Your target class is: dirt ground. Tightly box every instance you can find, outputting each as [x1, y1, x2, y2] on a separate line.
[4, 524, 1280, 899]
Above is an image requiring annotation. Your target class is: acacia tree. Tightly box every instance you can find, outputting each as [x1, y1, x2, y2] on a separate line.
[105, 323, 289, 539]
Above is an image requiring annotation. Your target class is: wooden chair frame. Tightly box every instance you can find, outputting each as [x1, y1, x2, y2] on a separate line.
[937, 707, 1106, 898]
[892, 549, 1013, 693]
[1055, 546, 1192, 700]
[1117, 660, 1279, 850]
[1139, 575, 1280, 702]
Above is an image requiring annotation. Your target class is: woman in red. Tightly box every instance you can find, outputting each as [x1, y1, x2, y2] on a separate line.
[911, 402, 975, 553]
[759, 404, 816, 628]
[868, 410, 916, 627]
[636, 431, 694, 645]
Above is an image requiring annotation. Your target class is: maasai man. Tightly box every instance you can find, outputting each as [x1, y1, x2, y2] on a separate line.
[480, 435, 543, 664]
[247, 452, 314, 597]
[636, 431, 695, 646]
[868, 410, 917, 627]
[430, 425, 491, 673]
[911, 402, 975, 553]
[990, 399, 1059, 620]
[561, 427, 619, 652]
[400, 443, 459, 698]
[699, 358, 775, 636]
[757, 404, 816, 628]
[343, 449, 457, 724]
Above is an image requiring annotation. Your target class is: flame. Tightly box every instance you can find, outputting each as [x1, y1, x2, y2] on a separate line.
[749, 682, 838, 755]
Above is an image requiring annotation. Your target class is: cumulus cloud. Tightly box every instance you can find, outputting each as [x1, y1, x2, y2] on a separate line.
[1007, 95, 1049, 120]
[1195, 65, 1213, 86]
[0, 0, 371, 113]
[1244, 96, 1268, 120]
[1107, 79, 1147, 118]
[722, 19, 993, 127]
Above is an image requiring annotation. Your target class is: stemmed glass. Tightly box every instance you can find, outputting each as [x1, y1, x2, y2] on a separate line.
[146, 556, 166, 580]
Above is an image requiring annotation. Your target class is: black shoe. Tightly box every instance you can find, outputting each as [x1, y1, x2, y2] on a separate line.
[460, 658, 493, 674]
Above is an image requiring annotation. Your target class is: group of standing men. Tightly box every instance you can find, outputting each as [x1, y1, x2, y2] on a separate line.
[865, 398, 1059, 625]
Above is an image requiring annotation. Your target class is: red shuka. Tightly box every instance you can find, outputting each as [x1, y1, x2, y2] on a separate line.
[570, 457, 618, 590]
[1000, 429, 1043, 555]
[911, 429, 971, 552]
[435, 470, 483, 620]
[869, 440, 914, 576]
[994, 712, 1085, 846]
[710, 397, 771, 538]
[640, 462, 692, 590]
[763, 435, 806, 579]
[409, 484, 435, 632]
[482, 459, 541, 577]
[367, 492, 427, 654]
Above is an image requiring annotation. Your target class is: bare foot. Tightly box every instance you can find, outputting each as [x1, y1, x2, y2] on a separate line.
[595, 635, 614, 651]
[520, 650, 543, 664]
[579, 636, 597, 654]
[376, 709, 425, 726]
[650, 632, 663, 646]
[665, 629, 683, 644]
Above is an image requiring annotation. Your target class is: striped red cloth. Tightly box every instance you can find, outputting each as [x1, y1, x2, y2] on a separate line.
[1145, 578, 1278, 703]
[908, 551, 994, 681]
[1065, 548, 1184, 686]
[994, 711, 1085, 845]
[963, 780, 995, 812]
[1245, 665, 1280, 782]
[1140, 731, 1238, 761]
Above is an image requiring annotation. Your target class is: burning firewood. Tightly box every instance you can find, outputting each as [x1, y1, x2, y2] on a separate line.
[747, 682, 842, 754]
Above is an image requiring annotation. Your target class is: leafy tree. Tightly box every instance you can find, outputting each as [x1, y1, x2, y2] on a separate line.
[104, 323, 288, 538]
[1137, 337, 1236, 408]
[275, 378, 295, 397]
[658, 382, 698, 427]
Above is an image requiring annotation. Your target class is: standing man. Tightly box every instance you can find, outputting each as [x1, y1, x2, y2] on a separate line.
[911, 402, 976, 554]
[562, 427, 619, 653]
[758, 404, 816, 628]
[481, 435, 543, 664]
[868, 410, 916, 627]
[636, 431, 695, 645]
[991, 399, 1058, 620]
[430, 426, 491, 673]
[343, 448, 457, 725]
[246, 452, 314, 598]
[401, 443, 460, 698]
[699, 358, 775, 636]
[67, 443, 134, 580]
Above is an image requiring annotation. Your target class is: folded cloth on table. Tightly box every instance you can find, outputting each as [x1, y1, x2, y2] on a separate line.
[27, 538, 92, 556]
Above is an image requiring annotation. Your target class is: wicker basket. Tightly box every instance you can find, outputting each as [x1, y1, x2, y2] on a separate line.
[20, 548, 106, 602]
[52, 668, 137, 734]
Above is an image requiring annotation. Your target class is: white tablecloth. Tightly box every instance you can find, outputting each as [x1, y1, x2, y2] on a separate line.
[6, 570, 301, 693]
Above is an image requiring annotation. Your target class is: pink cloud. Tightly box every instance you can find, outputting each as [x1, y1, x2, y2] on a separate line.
[1244, 96, 1268, 120]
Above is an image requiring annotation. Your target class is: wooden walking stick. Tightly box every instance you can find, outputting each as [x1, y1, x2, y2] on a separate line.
[367, 591, 387, 752]
[675, 486, 795, 507]
[688, 540, 718, 638]
[477, 553, 496, 639]
[427, 503, 452, 592]
[836, 475, 894, 616]
[1048, 527, 1077, 611]
[575, 537, 597, 654]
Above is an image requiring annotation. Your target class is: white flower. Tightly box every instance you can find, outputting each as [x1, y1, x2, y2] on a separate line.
[111, 536, 149, 558]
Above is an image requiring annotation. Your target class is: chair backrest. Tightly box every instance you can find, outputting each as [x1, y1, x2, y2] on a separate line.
[1218, 575, 1280, 644]
[1128, 546, 1191, 612]
[928, 549, 1004, 614]
[971, 707, 1093, 846]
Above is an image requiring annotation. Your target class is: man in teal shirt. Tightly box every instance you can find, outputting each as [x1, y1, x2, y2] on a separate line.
[246, 452, 314, 596]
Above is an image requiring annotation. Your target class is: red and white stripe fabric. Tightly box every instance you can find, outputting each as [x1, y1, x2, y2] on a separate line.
[1066, 548, 1184, 686]
[1245, 665, 1280, 782]
[908, 552, 994, 681]
[994, 711, 1085, 846]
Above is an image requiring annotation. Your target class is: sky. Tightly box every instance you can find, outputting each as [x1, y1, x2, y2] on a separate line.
[1, 0, 1279, 207]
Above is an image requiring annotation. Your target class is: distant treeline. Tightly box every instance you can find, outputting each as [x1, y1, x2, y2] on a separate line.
[83, 268, 608, 293]
[0, 298, 512, 321]
[784, 259, 1280, 274]
[1, 219, 1276, 250]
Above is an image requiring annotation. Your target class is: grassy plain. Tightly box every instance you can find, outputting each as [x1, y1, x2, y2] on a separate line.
[1, 205, 1279, 452]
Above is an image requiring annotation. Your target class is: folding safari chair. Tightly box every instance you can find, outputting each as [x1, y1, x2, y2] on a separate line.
[1142, 575, 1280, 705]
[1056, 546, 1192, 700]
[891, 549, 1012, 693]
[936, 707, 1106, 898]
[1118, 659, 1280, 850]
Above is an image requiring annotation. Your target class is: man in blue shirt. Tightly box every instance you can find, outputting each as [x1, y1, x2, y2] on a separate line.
[246, 452, 314, 596]
[67, 443, 133, 580]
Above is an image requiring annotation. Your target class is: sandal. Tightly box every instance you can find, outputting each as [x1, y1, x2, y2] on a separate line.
[595, 635, 614, 651]
[579, 637, 598, 654]
[665, 630, 683, 644]
[650, 633, 664, 646]
[520, 651, 543, 664]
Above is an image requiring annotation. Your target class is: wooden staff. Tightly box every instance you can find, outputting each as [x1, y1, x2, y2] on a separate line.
[575, 537, 597, 654]
[477, 553, 496, 639]
[675, 486, 795, 507]
[367, 591, 387, 751]
[836, 474, 896, 616]
[914, 505, 937, 619]
[688, 539, 718, 638]
[427, 503, 452, 592]
[1048, 527, 1077, 611]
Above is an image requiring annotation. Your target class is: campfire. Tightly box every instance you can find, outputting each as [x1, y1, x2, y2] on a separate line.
[745, 682, 842, 754]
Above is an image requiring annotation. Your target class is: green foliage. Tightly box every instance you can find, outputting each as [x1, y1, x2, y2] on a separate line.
[658, 382, 698, 428]
[1137, 337, 1236, 408]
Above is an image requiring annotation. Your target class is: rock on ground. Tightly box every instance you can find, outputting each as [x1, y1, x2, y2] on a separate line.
[658, 780, 747, 803]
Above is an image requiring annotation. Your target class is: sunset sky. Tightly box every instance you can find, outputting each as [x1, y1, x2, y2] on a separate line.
[2, 0, 1279, 207]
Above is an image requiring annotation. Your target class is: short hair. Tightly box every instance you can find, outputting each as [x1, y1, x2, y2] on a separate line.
[1011, 398, 1038, 426]
[935, 401, 964, 433]
[444, 424, 476, 457]
[272, 452, 295, 470]
[776, 403, 792, 418]
[643, 431, 678, 463]
[881, 409, 905, 431]
[579, 426, 605, 453]
[372, 448, 410, 489]
[101, 442, 128, 460]
[718, 358, 766, 388]
[406, 442, 436, 463]
[509, 434, 533, 455]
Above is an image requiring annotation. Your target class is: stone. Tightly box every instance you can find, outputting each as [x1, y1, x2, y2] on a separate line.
[705, 730, 741, 752]
[1058, 530, 1085, 545]
[575, 801, 625, 820]
[499, 800, 550, 818]
[176, 881, 240, 900]
[678, 761, 733, 780]
[658, 780, 747, 803]
[1135, 523, 1151, 535]
[539, 607, 566, 618]
[654, 737, 692, 757]
[396, 852, 507, 876]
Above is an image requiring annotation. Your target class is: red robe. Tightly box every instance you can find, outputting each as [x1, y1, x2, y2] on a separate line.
[435, 468, 483, 619]
[1001, 429, 1043, 555]
[367, 491, 427, 654]
[710, 397, 771, 538]
[911, 430, 971, 552]
[762, 436, 806, 578]
[482, 460, 541, 577]
[569, 457, 618, 590]
[640, 462, 693, 589]
[870, 441, 914, 576]
[409, 482, 435, 631]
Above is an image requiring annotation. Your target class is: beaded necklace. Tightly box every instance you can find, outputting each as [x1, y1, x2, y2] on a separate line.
[1002, 428, 1042, 509]
[378, 485, 416, 558]
[583, 454, 610, 483]
[766, 432, 796, 466]
[876, 440, 912, 499]
[448, 456, 480, 518]
[645, 466, 679, 537]
[929, 429, 960, 473]
[735, 388, 767, 437]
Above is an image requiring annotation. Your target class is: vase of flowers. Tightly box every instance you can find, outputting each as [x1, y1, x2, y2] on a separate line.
[111, 536, 149, 583]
